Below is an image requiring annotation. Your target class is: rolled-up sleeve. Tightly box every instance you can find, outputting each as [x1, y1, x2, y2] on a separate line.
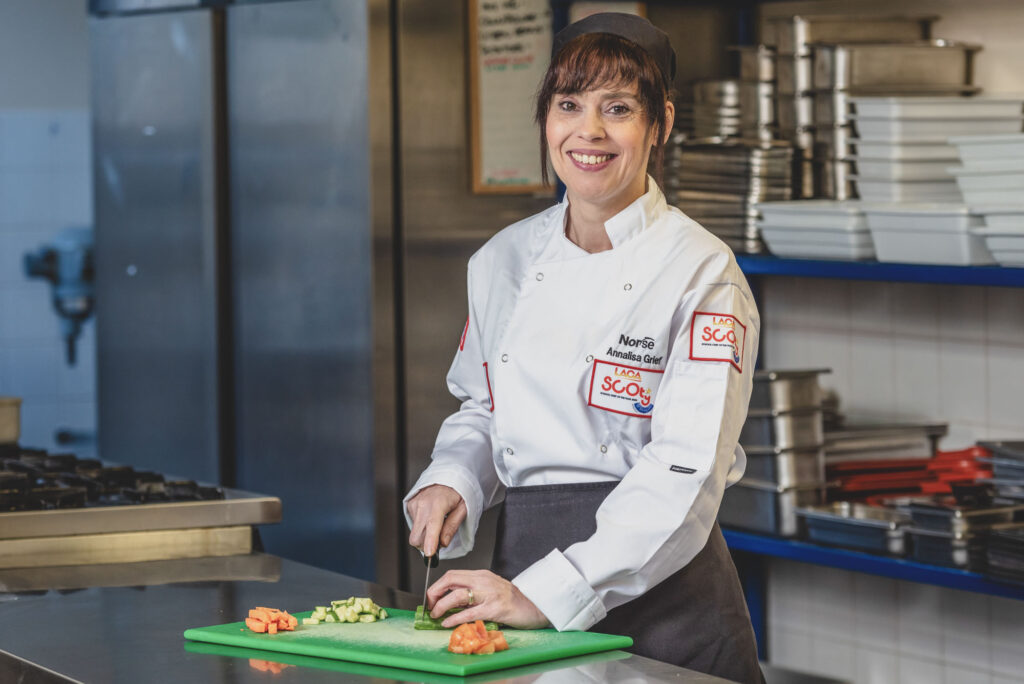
[513, 269, 760, 630]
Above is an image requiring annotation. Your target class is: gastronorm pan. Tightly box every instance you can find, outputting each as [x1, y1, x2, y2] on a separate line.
[730, 44, 776, 82]
[743, 444, 825, 487]
[766, 14, 937, 56]
[907, 526, 980, 568]
[812, 41, 981, 91]
[741, 407, 824, 449]
[740, 81, 775, 128]
[776, 93, 813, 130]
[755, 201, 865, 230]
[824, 423, 947, 464]
[693, 79, 741, 105]
[908, 499, 1024, 535]
[797, 501, 911, 555]
[719, 478, 826, 536]
[749, 368, 829, 412]
[776, 55, 812, 95]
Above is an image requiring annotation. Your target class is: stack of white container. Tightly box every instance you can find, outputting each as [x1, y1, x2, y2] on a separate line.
[950, 133, 1024, 267]
[849, 96, 1024, 202]
[754, 200, 874, 260]
[851, 95, 1024, 265]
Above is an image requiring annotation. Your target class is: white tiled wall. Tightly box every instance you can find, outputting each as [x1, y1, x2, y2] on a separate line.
[0, 108, 96, 458]
[768, 560, 1024, 684]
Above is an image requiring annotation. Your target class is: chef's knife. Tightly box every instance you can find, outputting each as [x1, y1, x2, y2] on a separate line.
[421, 551, 439, 610]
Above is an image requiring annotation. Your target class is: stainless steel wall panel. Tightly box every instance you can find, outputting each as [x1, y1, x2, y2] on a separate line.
[91, 10, 221, 483]
[227, 0, 374, 578]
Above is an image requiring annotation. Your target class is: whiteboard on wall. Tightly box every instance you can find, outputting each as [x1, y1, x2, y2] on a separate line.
[469, 0, 552, 194]
[568, 1, 645, 22]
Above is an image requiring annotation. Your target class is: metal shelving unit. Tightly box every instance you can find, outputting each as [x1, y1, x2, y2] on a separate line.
[737, 254, 1024, 288]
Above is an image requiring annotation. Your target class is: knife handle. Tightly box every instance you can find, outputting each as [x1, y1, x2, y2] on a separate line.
[422, 553, 439, 568]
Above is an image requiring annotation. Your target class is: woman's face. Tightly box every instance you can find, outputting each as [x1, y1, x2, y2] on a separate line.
[545, 84, 668, 213]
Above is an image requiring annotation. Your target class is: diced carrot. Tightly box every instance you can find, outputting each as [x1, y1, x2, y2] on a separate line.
[245, 618, 267, 633]
[268, 621, 278, 635]
[248, 608, 272, 622]
[286, 614, 298, 629]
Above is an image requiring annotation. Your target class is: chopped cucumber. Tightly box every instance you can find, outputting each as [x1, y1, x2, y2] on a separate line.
[413, 605, 499, 631]
[302, 617, 321, 625]
[358, 614, 377, 623]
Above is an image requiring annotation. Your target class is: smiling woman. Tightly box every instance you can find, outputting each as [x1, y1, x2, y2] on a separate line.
[404, 12, 764, 684]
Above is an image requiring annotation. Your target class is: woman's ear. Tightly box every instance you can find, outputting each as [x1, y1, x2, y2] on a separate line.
[662, 101, 676, 145]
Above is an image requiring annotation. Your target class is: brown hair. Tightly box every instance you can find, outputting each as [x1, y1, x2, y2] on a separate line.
[535, 32, 674, 187]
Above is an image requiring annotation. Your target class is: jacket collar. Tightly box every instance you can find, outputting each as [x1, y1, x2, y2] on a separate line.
[560, 176, 666, 250]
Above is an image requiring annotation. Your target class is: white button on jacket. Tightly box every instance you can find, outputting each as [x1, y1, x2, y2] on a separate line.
[405, 180, 760, 632]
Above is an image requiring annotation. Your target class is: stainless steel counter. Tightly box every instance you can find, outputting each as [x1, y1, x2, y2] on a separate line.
[0, 554, 732, 683]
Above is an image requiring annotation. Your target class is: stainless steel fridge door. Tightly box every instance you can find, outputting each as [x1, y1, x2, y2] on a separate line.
[92, 10, 221, 483]
[228, 0, 374, 577]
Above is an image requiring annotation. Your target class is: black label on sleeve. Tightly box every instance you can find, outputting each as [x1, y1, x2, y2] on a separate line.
[670, 465, 696, 474]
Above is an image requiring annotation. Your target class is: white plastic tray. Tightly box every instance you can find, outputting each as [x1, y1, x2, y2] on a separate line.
[849, 139, 957, 160]
[755, 200, 866, 230]
[760, 226, 874, 247]
[970, 206, 1024, 230]
[987, 249, 1024, 267]
[863, 205, 993, 264]
[861, 203, 982, 232]
[850, 96, 1024, 120]
[947, 161, 1024, 192]
[849, 157, 958, 181]
[948, 134, 1024, 164]
[852, 177, 961, 203]
[980, 235, 1024, 251]
[852, 116, 1024, 140]
[959, 188, 1024, 205]
[762, 236, 876, 261]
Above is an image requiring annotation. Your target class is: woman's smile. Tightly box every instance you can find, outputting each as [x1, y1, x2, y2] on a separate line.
[568, 149, 617, 170]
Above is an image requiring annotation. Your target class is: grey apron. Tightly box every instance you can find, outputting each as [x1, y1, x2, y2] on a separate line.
[492, 482, 764, 684]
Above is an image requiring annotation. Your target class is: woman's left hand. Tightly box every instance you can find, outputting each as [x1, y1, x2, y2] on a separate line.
[426, 569, 550, 630]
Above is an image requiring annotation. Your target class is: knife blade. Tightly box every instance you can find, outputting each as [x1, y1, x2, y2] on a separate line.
[421, 552, 439, 610]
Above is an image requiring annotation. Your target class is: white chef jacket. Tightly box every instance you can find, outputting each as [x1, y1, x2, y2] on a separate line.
[404, 179, 760, 632]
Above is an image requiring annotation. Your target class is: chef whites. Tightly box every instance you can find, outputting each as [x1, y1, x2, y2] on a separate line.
[405, 180, 760, 632]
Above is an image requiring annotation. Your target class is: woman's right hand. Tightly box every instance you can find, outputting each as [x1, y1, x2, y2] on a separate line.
[406, 484, 467, 557]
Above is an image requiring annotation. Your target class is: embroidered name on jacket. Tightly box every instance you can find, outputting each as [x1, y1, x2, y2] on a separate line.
[605, 334, 663, 366]
[588, 360, 664, 418]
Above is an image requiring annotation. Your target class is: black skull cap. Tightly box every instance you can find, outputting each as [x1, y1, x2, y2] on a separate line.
[551, 12, 676, 89]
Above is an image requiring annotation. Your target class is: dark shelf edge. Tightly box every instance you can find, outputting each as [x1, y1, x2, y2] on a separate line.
[723, 528, 1024, 601]
[736, 255, 1024, 288]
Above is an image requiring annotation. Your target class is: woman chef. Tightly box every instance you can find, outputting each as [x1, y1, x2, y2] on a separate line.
[405, 12, 763, 683]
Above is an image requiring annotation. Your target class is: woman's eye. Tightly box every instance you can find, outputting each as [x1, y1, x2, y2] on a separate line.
[608, 104, 631, 116]
[557, 100, 577, 112]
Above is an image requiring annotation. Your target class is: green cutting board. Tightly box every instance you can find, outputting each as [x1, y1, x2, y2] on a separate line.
[183, 608, 632, 676]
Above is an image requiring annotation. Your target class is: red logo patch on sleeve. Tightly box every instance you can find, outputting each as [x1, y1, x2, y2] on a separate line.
[689, 311, 746, 372]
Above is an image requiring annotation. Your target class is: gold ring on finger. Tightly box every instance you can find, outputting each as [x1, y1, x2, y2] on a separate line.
[466, 588, 474, 606]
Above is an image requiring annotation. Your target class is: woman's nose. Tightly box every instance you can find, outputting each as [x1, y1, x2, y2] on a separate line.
[577, 109, 605, 140]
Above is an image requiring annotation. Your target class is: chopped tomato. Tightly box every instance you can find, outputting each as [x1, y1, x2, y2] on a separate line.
[245, 617, 267, 633]
[447, 621, 510, 655]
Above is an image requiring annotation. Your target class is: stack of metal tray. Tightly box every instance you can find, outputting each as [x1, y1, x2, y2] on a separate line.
[720, 369, 829, 536]
[762, 14, 940, 199]
[986, 523, 1024, 584]
[797, 501, 911, 555]
[978, 441, 1024, 501]
[728, 44, 777, 142]
[665, 136, 793, 254]
[692, 79, 742, 139]
[906, 496, 1024, 569]
[824, 423, 947, 464]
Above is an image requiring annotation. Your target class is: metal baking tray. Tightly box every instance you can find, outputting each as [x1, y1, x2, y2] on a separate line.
[824, 423, 947, 464]
[750, 369, 829, 412]
[744, 444, 824, 487]
[719, 477, 826, 536]
[776, 54, 812, 95]
[906, 526, 981, 568]
[812, 41, 982, 91]
[741, 407, 824, 449]
[908, 499, 1024, 535]
[766, 14, 937, 56]
[797, 501, 910, 555]
[729, 44, 776, 82]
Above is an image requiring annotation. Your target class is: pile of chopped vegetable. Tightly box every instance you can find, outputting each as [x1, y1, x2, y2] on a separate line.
[303, 597, 388, 625]
[448, 620, 509, 655]
[245, 607, 297, 634]
[414, 605, 497, 631]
